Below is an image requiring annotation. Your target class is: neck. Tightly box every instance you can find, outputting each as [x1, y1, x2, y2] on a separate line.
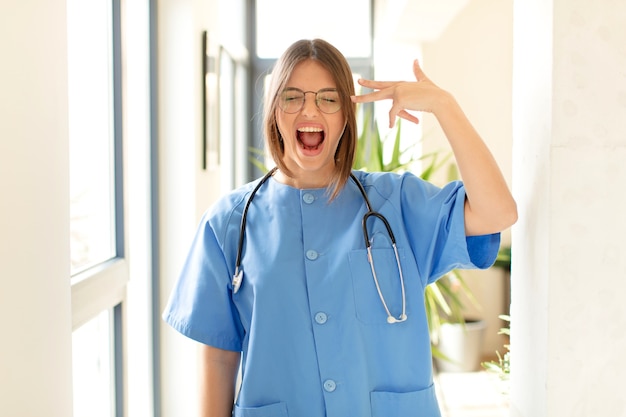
[274, 169, 331, 189]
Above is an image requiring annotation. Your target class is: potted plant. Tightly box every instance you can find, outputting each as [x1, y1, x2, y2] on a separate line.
[435, 246, 511, 373]
[481, 247, 511, 392]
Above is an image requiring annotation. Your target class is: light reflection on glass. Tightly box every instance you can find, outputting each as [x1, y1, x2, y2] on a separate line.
[72, 310, 114, 417]
[67, 0, 116, 276]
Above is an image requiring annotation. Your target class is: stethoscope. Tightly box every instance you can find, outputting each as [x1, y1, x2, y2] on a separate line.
[232, 167, 407, 324]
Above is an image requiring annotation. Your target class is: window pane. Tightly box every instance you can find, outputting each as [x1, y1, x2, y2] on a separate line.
[68, 0, 116, 275]
[72, 309, 114, 417]
[219, 51, 235, 192]
[256, 0, 371, 58]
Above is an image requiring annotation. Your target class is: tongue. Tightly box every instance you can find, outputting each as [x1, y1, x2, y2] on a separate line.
[298, 131, 323, 149]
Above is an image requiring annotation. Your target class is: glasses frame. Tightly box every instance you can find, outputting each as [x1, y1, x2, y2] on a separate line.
[277, 87, 342, 114]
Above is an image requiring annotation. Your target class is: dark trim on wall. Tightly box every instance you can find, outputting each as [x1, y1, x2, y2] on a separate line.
[113, 303, 125, 417]
[112, 1, 126, 415]
[113, 0, 125, 259]
[149, 0, 162, 416]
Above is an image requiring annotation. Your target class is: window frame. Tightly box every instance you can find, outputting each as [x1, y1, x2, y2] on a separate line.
[69, 0, 127, 415]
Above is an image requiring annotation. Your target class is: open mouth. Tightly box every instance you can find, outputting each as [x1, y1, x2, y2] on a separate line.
[297, 126, 325, 151]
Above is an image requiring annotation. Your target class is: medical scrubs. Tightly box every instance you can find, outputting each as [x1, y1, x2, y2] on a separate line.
[163, 170, 500, 417]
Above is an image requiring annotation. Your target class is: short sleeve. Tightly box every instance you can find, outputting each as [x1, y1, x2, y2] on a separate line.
[466, 233, 501, 269]
[162, 212, 243, 351]
[398, 174, 500, 285]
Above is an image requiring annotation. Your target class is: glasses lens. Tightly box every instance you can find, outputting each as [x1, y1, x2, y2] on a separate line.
[278, 89, 305, 113]
[316, 90, 341, 114]
[278, 89, 342, 114]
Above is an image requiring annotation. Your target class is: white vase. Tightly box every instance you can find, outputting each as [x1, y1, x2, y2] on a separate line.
[435, 320, 487, 373]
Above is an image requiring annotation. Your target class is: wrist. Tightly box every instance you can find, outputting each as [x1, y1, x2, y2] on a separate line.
[432, 90, 465, 125]
[432, 89, 456, 117]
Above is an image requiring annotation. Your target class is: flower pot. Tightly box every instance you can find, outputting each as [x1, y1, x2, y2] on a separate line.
[435, 319, 486, 372]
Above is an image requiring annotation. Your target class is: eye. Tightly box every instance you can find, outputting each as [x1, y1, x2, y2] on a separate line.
[284, 94, 300, 102]
[318, 93, 339, 103]
[280, 90, 303, 101]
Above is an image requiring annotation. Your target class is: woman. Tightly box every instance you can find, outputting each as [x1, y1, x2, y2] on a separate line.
[163, 38, 517, 417]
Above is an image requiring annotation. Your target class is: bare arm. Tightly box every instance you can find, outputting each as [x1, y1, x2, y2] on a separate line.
[430, 90, 517, 235]
[199, 344, 241, 417]
[351, 60, 517, 236]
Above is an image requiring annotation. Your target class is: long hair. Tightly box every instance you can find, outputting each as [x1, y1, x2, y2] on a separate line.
[263, 39, 357, 200]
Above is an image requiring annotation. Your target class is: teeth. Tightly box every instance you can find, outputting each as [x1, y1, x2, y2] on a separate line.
[297, 127, 323, 133]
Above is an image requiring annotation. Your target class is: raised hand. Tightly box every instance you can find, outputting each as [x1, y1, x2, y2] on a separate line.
[351, 59, 450, 128]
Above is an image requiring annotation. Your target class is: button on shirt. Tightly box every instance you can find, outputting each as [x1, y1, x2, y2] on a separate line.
[163, 171, 500, 417]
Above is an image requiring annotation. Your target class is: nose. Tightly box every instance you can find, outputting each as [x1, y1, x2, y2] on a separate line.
[301, 92, 319, 116]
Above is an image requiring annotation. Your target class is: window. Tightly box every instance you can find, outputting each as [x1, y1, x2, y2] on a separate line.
[255, 0, 372, 58]
[68, 0, 117, 277]
[219, 45, 250, 190]
[249, 0, 374, 179]
[67, 0, 126, 416]
[72, 308, 121, 417]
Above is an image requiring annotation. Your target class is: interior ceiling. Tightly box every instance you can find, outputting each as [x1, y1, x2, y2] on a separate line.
[375, 0, 470, 42]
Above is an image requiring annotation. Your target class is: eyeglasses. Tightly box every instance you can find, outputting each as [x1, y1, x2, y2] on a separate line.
[277, 88, 342, 114]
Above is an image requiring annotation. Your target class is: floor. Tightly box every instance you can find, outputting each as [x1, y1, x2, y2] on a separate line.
[435, 371, 510, 417]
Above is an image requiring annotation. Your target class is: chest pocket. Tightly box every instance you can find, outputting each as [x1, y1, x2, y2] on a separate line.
[349, 247, 421, 325]
[233, 402, 289, 417]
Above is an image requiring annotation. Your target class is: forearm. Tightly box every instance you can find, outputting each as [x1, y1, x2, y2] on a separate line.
[433, 92, 517, 235]
[199, 344, 241, 417]
[351, 60, 517, 234]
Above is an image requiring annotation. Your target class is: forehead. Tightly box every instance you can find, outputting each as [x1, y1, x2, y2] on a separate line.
[285, 59, 337, 90]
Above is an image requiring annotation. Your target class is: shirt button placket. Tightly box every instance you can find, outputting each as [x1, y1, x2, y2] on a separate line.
[302, 190, 339, 403]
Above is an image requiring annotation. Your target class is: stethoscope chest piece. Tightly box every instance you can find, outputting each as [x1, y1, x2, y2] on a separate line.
[232, 268, 243, 294]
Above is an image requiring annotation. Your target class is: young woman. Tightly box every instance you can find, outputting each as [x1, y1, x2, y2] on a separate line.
[163, 38, 517, 417]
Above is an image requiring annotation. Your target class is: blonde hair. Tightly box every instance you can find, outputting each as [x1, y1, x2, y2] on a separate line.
[263, 39, 357, 200]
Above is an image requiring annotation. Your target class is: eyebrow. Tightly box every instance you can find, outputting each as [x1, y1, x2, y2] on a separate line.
[282, 87, 338, 93]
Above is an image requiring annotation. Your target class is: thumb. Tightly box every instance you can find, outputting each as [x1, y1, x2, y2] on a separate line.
[413, 59, 427, 82]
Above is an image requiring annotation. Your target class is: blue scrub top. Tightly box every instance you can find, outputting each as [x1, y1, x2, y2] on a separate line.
[163, 170, 500, 417]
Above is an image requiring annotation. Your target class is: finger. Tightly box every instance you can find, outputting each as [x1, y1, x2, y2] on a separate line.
[388, 106, 420, 128]
[388, 105, 400, 128]
[413, 59, 427, 82]
[382, 108, 420, 129]
[397, 109, 420, 125]
[357, 78, 401, 90]
[351, 88, 394, 104]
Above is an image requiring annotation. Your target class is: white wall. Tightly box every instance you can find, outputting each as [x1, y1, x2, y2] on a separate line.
[511, 0, 626, 416]
[421, 0, 514, 358]
[157, 1, 213, 414]
[156, 0, 246, 415]
[0, 1, 74, 416]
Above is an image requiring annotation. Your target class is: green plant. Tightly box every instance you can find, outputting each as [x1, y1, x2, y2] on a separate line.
[481, 314, 510, 381]
[493, 245, 511, 271]
[480, 246, 512, 385]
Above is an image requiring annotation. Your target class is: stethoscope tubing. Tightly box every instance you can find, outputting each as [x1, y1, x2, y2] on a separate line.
[232, 168, 407, 324]
[233, 167, 278, 278]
